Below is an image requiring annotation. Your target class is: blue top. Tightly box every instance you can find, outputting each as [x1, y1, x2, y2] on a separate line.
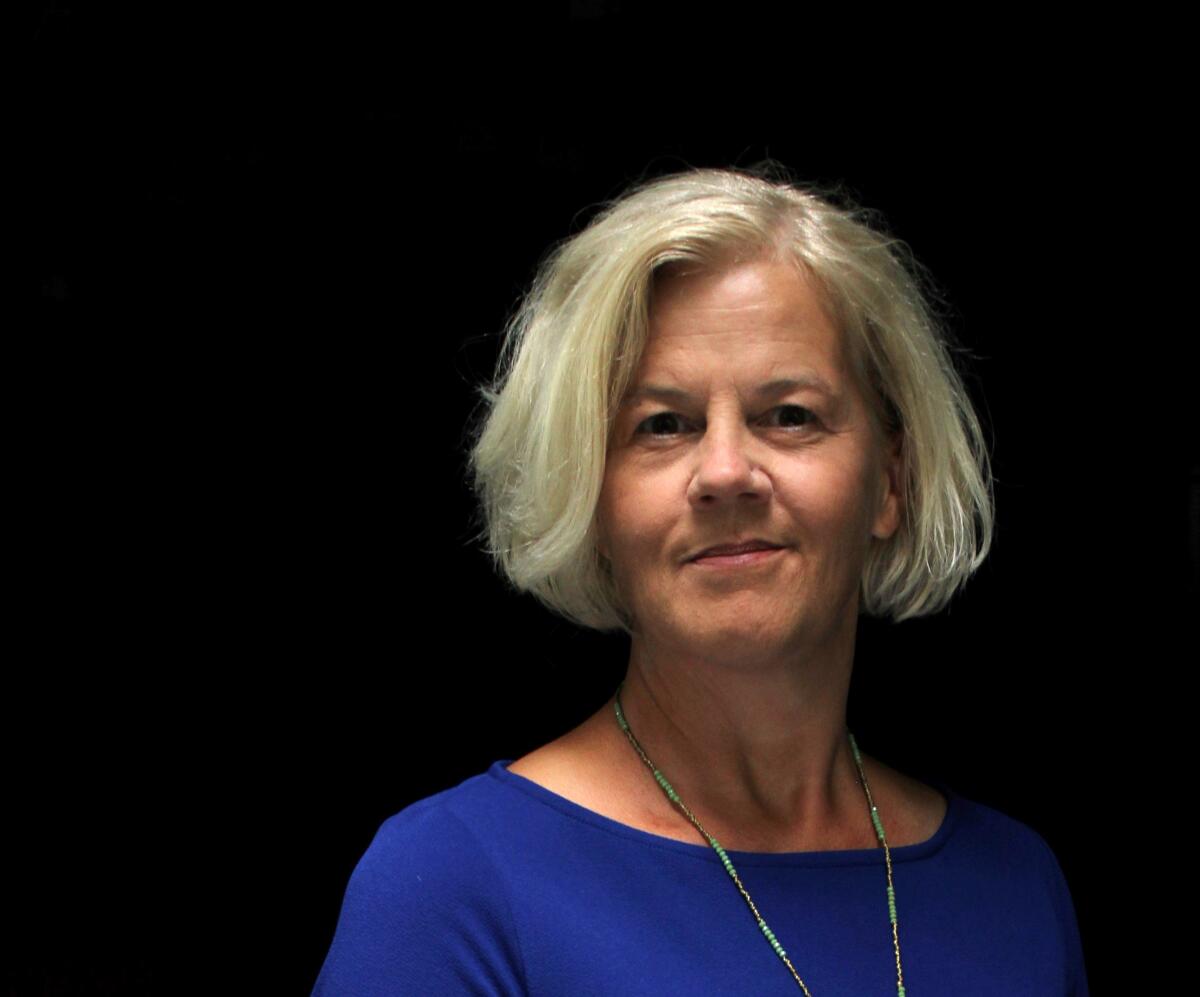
[313, 759, 1089, 996]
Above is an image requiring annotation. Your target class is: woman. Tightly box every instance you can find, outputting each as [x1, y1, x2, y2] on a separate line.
[312, 166, 1089, 995]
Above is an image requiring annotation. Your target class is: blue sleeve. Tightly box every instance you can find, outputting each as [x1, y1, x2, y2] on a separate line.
[311, 804, 527, 996]
[1034, 833, 1090, 997]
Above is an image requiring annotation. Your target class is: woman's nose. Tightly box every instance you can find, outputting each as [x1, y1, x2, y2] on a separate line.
[686, 418, 771, 507]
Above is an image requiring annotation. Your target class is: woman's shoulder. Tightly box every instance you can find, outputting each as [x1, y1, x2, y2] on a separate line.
[855, 754, 950, 849]
[914, 778, 1080, 910]
[504, 709, 707, 845]
[349, 774, 508, 898]
[314, 774, 528, 995]
[943, 786, 1071, 871]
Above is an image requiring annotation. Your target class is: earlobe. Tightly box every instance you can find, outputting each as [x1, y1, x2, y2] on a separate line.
[870, 435, 905, 541]
[871, 491, 902, 541]
[595, 518, 610, 561]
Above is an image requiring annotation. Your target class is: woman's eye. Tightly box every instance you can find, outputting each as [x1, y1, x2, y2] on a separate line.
[635, 412, 689, 437]
[767, 404, 817, 429]
[635, 406, 817, 438]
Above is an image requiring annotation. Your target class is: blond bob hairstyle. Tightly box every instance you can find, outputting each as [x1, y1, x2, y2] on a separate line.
[468, 165, 994, 631]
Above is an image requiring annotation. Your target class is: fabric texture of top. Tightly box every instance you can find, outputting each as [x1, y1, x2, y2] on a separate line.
[312, 759, 1089, 996]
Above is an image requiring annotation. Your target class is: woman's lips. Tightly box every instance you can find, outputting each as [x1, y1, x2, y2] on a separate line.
[689, 546, 784, 567]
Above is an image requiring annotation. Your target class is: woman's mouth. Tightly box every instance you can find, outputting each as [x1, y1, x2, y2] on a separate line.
[688, 542, 785, 567]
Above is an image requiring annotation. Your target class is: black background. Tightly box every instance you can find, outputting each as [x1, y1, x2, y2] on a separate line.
[16, 4, 1191, 995]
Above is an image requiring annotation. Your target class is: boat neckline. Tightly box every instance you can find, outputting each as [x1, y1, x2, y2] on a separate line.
[487, 758, 960, 867]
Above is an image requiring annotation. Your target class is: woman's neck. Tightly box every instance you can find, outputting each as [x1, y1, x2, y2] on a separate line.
[612, 631, 875, 851]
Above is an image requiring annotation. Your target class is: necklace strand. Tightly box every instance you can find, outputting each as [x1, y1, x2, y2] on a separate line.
[613, 681, 906, 996]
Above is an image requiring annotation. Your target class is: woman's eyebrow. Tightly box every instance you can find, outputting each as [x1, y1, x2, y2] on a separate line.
[625, 375, 839, 405]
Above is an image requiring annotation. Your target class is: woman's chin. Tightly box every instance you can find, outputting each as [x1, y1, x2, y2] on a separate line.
[652, 615, 809, 663]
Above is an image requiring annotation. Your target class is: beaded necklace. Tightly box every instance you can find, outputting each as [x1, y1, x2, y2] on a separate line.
[613, 681, 906, 996]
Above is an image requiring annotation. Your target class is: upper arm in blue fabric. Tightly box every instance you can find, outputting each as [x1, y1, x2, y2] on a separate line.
[1030, 830, 1090, 997]
[311, 801, 527, 996]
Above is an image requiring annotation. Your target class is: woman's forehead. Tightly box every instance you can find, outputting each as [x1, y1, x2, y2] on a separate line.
[650, 257, 838, 331]
[641, 262, 850, 378]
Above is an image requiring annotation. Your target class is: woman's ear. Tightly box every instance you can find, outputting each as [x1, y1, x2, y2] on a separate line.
[870, 431, 905, 541]
[594, 513, 611, 562]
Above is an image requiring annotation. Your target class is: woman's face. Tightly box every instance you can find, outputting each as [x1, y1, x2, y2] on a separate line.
[596, 257, 903, 661]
